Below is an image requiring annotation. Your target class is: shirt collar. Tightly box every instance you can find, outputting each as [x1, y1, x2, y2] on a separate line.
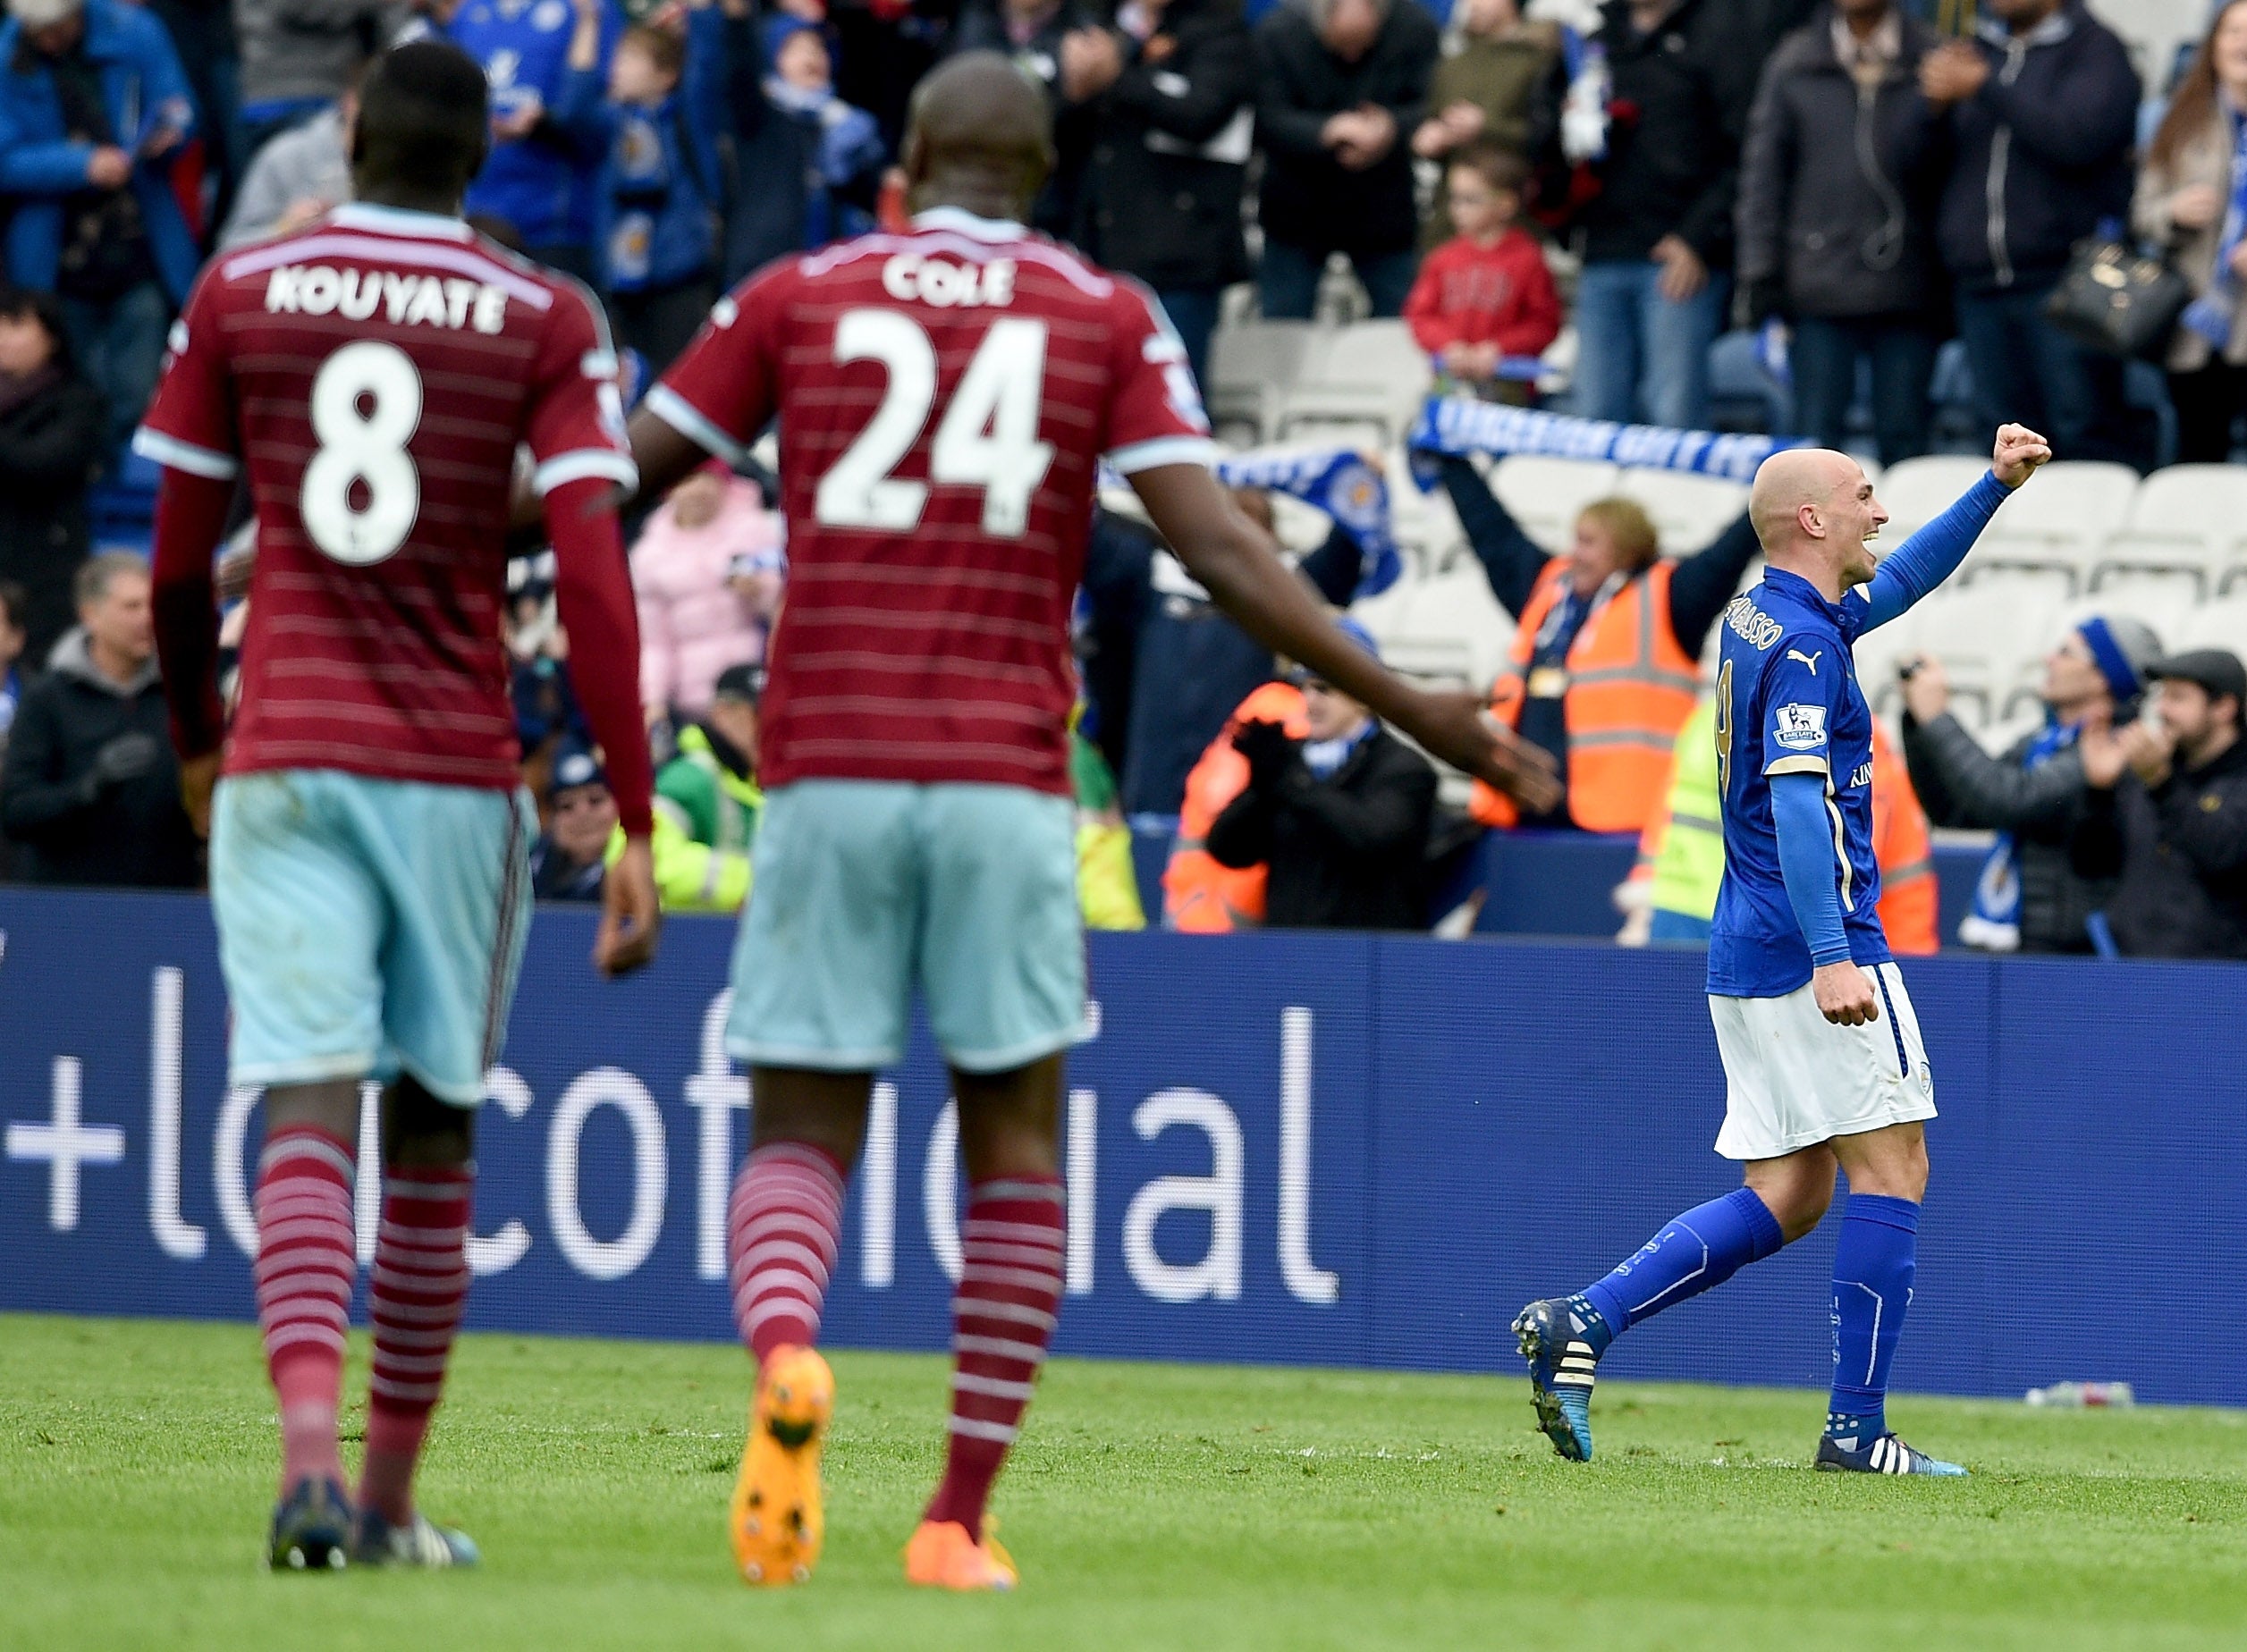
[327, 202, 475, 241]
[1829, 9, 1901, 74]
[1761, 565, 1845, 620]
[912, 206, 1030, 242]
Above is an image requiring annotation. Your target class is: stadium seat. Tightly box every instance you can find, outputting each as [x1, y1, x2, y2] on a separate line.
[2175, 595, 2247, 653]
[1276, 322, 1432, 447]
[1384, 451, 1464, 574]
[1352, 552, 1515, 693]
[1909, 583, 2065, 726]
[2089, 463, 2247, 597]
[1973, 461, 2140, 592]
[1488, 454, 1621, 552]
[1205, 322, 1323, 444]
[1617, 468, 1748, 556]
[2089, 534, 2234, 603]
[1876, 455, 1992, 538]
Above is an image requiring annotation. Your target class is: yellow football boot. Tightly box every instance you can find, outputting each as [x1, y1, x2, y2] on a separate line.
[903, 1516, 1018, 1591]
[729, 1344, 832, 1586]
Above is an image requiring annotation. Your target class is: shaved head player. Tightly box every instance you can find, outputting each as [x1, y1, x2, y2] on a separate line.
[136, 41, 661, 1572]
[626, 52, 1560, 1591]
[1512, 424, 2050, 1478]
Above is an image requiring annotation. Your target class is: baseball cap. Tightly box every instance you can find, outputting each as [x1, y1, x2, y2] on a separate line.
[548, 742, 607, 799]
[2146, 648, 2247, 707]
[713, 662, 766, 704]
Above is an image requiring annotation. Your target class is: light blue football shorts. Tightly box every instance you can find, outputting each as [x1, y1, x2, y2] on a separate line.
[209, 770, 536, 1107]
[727, 780, 1089, 1074]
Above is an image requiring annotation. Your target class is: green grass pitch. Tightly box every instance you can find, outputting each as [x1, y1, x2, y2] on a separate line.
[5, 1313, 2245, 1651]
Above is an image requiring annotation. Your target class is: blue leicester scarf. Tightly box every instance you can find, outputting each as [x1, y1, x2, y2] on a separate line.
[1213, 447, 1401, 600]
[1406, 396, 1806, 490]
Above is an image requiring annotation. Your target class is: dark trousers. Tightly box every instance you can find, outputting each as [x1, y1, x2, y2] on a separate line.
[1955, 282, 2096, 458]
[1789, 315, 1938, 466]
[1154, 286, 1221, 397]
[612, 277, 717, 379]
[2166, 358, 2247, 464]
[1258, 240, 1418, 320]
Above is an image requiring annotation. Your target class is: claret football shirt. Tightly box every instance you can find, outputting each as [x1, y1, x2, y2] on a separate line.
[136, 202, 638, 792]
[646, 206, 1219, 796]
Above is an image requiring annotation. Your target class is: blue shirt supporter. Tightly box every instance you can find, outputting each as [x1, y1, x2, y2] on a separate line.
[429, 0, 622, 259]
[1710, 470, 2011, 996]
[555, 6, 725, 295]
[0, 0, 200, 304]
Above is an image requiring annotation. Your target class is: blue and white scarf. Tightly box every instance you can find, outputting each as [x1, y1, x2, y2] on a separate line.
[1214, 447, 1400, 599]
[1405, 395, 1807, 490]
[2182, 102, 2247, 351]
[1958, 617, 2144, 951]
[1957, 718, 2076, 953]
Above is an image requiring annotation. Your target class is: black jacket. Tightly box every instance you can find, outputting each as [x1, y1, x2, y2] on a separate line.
[1533, 0, 1760, 267]
[1735, 9, 1948, 322]
[1932, 4, 2138, 293]
[1252, 0, 1438, 257]
[1073, 0, 1253, 291]
[1207, 725, 1437, 930]
[720, 6, 809, 282]
[2072, 736, 2247, 961]
[0, 628, 199, 888]
[0, 367, 106, 669]
[1901, 709, 2109, 954]
[949, 0, 1108, 238]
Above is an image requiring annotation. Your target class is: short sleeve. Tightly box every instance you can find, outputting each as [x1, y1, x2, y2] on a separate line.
[1103, 279, 1222, 476]
[1761, 643, 1843, 778]
[524, 281, 639, 496]
[131, 274, 240, 480]
[642, 266, 787, 468]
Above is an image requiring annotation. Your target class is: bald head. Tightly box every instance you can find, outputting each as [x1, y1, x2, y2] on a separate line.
[1749, 446, 1887, 596]
[903, 51, 1055, 220]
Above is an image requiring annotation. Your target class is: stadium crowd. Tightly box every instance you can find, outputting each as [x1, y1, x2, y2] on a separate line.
[0, 0, 2240, 957]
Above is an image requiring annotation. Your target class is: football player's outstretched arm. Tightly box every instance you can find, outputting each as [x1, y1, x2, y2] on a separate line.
[544, 478, 663, 978]
[148, 468, 235, 837]
[1130, 461, 1563, 811]
[1861, 423, 2050, 631]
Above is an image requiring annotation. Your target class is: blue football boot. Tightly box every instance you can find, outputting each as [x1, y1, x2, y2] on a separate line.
[268, 1476, 353, 1572]
[1815, 1430, 1968, 1477]
[1512, 1298, 1601, 1462]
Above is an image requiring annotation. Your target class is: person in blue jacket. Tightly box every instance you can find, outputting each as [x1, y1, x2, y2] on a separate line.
[759, 13, 885, 249]
[424, 0, 621, 280]
[554, 0, 724, 371]
[0, 0, 199, 459]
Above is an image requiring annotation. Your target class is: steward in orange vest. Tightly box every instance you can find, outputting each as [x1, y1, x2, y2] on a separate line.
[1435, 456, 1761, 835]
[1871, 719, 1939, 955]
[1162, 681, 1308, 931]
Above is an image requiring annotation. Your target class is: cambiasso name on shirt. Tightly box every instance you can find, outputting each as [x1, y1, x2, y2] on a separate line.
[261, 264, 512, 334]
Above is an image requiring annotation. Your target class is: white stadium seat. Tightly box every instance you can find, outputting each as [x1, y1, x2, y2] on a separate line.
[1276, 321, 1432, 447]
[2176, 596, 2247, 653]
[1352, 554, 1516, 694]
[1874, 455, 1992, 538]
[1204, 322, 1322, 443]
[1488, 454, 1620, 553]
[1971, 460, 2139, 592]
[1617, 468, 1748, 556]
[2086, 464, 2247, 597]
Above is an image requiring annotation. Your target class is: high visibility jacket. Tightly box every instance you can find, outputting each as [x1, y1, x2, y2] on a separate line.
[1471, 558, 1702, 834]
[1640, 698, 1725, 923]
[1636, 706, 1941, 952]
[1161, 681, 1308, 932]
[1871, 720, 1938, 956]
[603, 725, 761, 914]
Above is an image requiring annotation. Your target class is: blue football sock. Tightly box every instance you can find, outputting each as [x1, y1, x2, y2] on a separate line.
[1580, 1186, 1786, 1348]
[1825, 1193, 1920, 1446]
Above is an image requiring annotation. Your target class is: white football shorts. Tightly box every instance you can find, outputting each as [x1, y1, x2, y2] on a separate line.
[1709, 961, 1937, 1161]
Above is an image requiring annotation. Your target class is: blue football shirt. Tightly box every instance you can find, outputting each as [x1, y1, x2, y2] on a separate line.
[1707, 567, 1891, 997]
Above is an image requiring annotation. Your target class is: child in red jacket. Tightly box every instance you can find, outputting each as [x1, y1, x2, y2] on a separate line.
[1404, 139, 1562, 395]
